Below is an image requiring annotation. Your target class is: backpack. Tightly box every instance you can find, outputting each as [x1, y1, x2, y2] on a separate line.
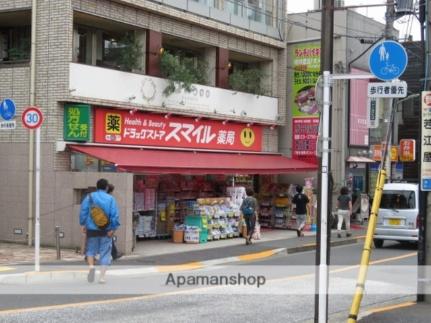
[242, 198, 255, 216]
[89, 193, 110, 230]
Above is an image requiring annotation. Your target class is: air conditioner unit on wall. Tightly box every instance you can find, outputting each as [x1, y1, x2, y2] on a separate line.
[395, 0, 415, 16]
[335, 0, 345, 7]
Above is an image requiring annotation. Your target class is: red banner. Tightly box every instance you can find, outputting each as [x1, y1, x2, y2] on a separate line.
[94, 108, 262, 151]
[399, 139, 416, 162]
[292, 117, 319, 165]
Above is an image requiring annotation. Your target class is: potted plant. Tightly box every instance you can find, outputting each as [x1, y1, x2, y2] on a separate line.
[117, 33, 143, 72]
[229, 68, 267, 95]
[160, 51, 208, 96]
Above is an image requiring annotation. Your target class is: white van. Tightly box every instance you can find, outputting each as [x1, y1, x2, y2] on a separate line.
[373, 183, 419, 248]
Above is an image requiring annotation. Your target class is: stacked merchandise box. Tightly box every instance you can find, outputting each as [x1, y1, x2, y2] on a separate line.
[197, 197, 240, 241]
[258, 196, 273, 228]
[273, 194, 291, 229]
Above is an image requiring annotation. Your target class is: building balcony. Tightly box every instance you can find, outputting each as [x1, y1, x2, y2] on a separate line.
[148, 0, 284, 40]
[69, 63, 279, 123]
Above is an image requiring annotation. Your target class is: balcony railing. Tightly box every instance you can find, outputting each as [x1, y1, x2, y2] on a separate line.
[69, 63, 278, 122]
[149, 0, 284, 40]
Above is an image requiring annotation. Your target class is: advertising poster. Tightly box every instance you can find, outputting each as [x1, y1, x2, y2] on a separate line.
[292, 43, 321, 118]
[292, 118, 319, 164]
[291, 43, 320, 164]
[350, 68, 370, 146]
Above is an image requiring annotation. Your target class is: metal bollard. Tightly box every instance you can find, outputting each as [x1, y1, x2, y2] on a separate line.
[55, 226, 61, 260]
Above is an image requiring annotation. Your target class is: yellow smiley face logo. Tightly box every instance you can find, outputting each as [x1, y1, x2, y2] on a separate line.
[240, 128, 255, 147]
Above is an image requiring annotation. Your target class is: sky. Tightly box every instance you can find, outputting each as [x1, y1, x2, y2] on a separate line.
[287, 0, 422, 41]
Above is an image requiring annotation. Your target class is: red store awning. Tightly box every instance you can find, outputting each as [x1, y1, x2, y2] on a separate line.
[69, 145, 318, 175]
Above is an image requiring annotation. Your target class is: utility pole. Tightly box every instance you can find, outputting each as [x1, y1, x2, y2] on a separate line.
[384, 0, 396, 183]
[315, 0, 333, 322]
[422, 0, 431, 304]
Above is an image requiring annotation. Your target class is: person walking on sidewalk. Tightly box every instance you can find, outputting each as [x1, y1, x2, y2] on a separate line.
[80, 178, 120, 284]
[240, 188, 258, 245]
[336, 186, 352, 238]
[292, 185, 309, 237]
[107, 184, 122, 261]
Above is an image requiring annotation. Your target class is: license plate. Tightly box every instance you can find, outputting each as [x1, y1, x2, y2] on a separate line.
[389, 218, 401, 225]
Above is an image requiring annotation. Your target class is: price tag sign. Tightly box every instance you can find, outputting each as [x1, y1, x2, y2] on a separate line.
[22, 106, 43, 129]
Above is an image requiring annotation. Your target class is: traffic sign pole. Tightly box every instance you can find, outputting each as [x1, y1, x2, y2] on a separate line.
[35, 126, 40, 272]
[21, 106, 43, 272]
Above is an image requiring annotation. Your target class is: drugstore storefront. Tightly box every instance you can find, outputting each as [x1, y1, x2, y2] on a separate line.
[67, 106, 317, 253]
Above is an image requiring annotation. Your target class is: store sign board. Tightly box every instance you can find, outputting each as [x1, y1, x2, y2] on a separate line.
[371, 144, 398, 162]
[94, 108, 263, 151]
[292, 117, 319, 164]
[421, 91, 431, 190]
[367, 81, 408, 98]
[64, 104, 90, 142]
[399, 139, 416, 162]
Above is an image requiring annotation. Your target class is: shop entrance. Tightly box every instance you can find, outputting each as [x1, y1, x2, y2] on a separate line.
[132, 173, 318, 250]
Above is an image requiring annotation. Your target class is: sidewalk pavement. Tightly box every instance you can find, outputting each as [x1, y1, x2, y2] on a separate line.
[359, 301, 430, 323]
[0, 227, 366, 283]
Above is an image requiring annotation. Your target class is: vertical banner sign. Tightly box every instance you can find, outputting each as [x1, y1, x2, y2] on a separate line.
[367, 98, 380, 129]
[291, 42, 320, 164]
[64, 104, 90, 141]
[421, 92, 431, 190]
[399, 139, 416, 162]
[350, 68, 370, 146]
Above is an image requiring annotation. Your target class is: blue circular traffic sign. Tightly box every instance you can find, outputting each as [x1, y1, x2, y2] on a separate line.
[369, 40, 408, 81]
[0, 98, 16, 121]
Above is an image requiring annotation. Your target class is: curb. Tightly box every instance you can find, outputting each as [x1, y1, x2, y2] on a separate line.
[287, 236, 364, 254]
[0, 236, 363, 285]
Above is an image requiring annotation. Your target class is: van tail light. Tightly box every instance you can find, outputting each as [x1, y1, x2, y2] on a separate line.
[416, 215, 421, 229]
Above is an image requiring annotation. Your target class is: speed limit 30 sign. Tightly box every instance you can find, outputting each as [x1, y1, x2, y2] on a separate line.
[22, 106, 43, 129]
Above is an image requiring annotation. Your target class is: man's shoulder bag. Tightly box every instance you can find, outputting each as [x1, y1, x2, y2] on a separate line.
[88, 193, 110, 230]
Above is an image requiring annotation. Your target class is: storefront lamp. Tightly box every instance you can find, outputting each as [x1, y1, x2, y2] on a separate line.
[222, 120, 228, 125]
[195, 117, 201, 122]
[159, 47, 165, 55]
[164, 113, 171, 119]
[269, 125, 276, 130]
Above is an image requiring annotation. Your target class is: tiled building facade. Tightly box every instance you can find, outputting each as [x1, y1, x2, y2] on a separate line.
[0, 0, 287, 253]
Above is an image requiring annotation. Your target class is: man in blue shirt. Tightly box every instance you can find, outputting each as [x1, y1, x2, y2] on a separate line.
[80, 178, 120, 283]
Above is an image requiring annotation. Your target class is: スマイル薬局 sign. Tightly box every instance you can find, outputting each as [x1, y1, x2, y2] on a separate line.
[94, 108, 263, 152]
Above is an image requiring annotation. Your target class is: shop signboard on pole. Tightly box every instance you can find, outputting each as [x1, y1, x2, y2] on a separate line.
[421, 92, 431, 190]
[399, 139, 416, 162]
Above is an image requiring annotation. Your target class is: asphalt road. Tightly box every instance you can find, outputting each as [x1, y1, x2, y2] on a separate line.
[0, 241, 418, 323]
